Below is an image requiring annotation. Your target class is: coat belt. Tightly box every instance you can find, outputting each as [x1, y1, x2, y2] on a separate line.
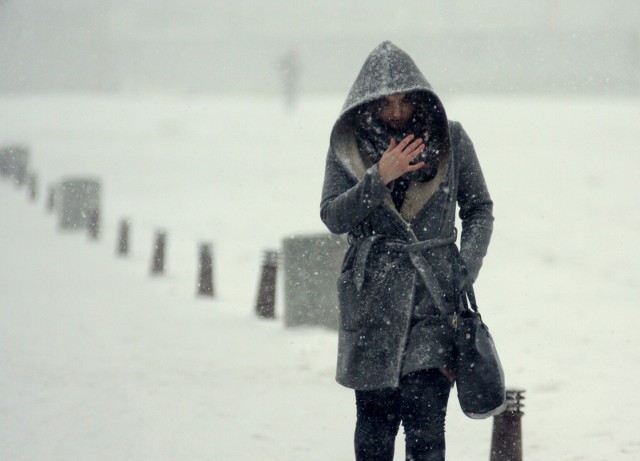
[351, 231, 457, 312]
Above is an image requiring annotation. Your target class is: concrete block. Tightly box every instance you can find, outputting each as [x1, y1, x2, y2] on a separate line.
[282, 233, 348, 329]
[58, 178, 101, 230]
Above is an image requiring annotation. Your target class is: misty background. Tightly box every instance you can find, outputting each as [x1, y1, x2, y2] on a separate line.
[0, 0, 638, 97]
[2, 1, 640, 460]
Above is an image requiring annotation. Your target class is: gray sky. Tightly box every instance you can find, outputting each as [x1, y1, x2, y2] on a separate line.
[0, 0, 638, 94]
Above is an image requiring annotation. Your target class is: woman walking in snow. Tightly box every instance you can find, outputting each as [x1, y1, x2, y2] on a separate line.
[320, 41, 494, 460]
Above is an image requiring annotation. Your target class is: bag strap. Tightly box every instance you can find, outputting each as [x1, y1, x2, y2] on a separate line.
[467, 286, 479, 313]
[454, 245, 481, 315]
[459, 286, 480, 315]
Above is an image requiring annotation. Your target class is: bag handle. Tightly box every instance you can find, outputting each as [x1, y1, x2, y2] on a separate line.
[459, 285, 480, 315]
[455, 250, 479, 314]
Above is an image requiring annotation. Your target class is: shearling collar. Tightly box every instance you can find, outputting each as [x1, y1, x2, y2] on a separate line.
[330, 122, 451, 224]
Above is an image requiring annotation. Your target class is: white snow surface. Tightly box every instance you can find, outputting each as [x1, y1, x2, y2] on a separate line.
[1, 94, 639, 460]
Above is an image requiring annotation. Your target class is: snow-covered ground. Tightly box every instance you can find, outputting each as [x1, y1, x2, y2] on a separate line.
[1, 93, 638, 460]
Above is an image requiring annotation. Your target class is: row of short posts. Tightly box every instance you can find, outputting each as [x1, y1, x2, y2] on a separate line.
[6, 162, 275, 311]
[490, 389, 526, 461]
[148, 231, 278, 309]
[74, 207, 272, 310]
[123, 226, 215, 298]
[42, 186, 210, 295]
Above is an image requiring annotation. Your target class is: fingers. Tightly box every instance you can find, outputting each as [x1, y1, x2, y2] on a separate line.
[395, 134, 417, 152]
[387, 135, 426, 166]
[378, 134, 427, 184]
[406, 139, 425, 157]
[385, 138, 398, 153]
[395, 135, 424, 156]
[407, 161, 425, 172]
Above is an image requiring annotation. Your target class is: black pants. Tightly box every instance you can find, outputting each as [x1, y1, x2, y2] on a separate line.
[354, 369, 451, 461]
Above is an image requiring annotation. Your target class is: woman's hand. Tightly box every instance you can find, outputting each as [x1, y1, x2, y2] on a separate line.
[377, 134, 425, 185]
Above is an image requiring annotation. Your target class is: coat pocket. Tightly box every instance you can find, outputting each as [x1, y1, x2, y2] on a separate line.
[337, 269, 362, 331]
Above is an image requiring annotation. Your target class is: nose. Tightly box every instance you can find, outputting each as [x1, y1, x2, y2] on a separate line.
[391, 103, 402, 119]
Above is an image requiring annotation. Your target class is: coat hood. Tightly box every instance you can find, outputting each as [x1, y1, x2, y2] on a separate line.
[331, 41, 450, 159]
[341, 42, 434, 115]
[334, 41, 448, 133]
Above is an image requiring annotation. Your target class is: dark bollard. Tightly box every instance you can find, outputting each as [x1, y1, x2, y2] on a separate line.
[490, 389, 525, 461]
[197, 243, 215, 297]
[116, 219, 130, 256]
[255, 250, 279, 319]
[88, 209, 100, 240]
[28, 174, 38, 201]
[46, 186, 55, 212]
[151, 231, 167, 275]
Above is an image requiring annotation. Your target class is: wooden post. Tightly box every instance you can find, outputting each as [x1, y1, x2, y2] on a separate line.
[490, 389, 525, 461]
[197, 243, 214, 297]
[28, 174, 37, 201]
[88, 209, 100, 240]
[255, 250, 278, 319]
[46, 186, 55, 212]
[151, 231, 167, 275]
[116, 219, 130, 256]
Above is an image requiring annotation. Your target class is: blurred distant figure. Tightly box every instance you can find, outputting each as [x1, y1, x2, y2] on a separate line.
[277, 49, 300, 110]
[320, 41, 494, 460]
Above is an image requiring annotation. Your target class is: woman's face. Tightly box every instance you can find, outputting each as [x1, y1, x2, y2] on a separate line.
[376, 93, 414, 130]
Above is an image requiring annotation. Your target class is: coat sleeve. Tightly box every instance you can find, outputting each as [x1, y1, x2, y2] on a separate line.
[320, 147, 390, 234]
[454, 122, 494, 284]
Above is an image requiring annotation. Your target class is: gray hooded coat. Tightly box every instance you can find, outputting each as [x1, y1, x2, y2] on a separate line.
[320, 42, 494, 390]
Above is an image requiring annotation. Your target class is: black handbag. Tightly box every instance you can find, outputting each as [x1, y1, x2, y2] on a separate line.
[455, 287, 507, 419]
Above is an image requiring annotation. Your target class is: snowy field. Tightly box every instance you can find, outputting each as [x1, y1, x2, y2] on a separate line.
[1, 93, 639, 460]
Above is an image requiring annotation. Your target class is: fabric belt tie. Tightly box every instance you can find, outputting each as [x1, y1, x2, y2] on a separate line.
[352, 231, 457, 312]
